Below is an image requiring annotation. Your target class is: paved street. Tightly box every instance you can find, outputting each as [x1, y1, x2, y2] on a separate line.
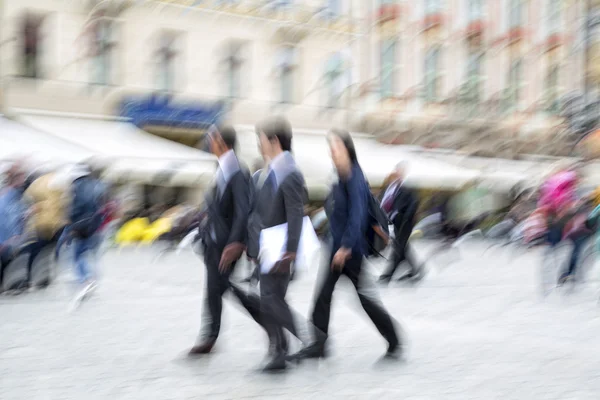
[2, 241, 600, 399]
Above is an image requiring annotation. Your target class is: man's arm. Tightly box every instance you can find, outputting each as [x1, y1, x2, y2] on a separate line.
[226, 172, 251, 246]
[282, 172, 305, 254]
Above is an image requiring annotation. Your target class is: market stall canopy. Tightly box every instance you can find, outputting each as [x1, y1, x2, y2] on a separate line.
[17, 115, 217, 187]
[0, 117, 93, 165]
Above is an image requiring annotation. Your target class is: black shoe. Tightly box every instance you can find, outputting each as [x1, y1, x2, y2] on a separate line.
[262, 356, 287, 373]
[383, 342, 402, 360]
[288, 343, 327, 362]
[188, 338, 216, 356]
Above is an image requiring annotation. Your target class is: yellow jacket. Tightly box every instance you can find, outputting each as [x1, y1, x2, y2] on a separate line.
[24, 173, 68, 240]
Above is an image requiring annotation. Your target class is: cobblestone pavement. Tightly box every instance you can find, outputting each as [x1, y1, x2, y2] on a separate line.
[2, 240, 600, 399]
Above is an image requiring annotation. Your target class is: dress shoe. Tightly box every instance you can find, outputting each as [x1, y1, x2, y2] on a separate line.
[188, 339, 216, 356]
[262, 356, 287, 373]
[383, 342, 402, 360]
[287, 343, 327, 362]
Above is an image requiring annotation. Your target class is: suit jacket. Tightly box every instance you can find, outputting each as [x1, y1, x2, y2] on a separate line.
[262, 152, 307, 254]
[247, 169, 270, 259]
[326, 163, 369, 255]
[202, 155, 251, 254]
[380, 181, 418, 235]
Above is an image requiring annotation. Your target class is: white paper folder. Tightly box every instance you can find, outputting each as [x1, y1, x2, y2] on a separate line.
[259, 216, 321, 274]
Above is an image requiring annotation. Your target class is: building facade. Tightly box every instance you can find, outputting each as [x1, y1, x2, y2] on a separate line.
[0, 0, 364, 144]
[359, 0, 593, 158]
[0, 0, 596, 158]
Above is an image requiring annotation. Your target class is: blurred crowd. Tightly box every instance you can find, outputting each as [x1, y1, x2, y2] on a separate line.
[0, 160, 202, 295]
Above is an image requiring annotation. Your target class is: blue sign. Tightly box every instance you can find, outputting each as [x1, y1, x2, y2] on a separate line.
[119, 94, 226, 130]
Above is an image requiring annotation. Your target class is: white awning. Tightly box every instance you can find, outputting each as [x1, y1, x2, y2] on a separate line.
[0, 117, 93, 165]
[234, 126, 478, 192]
[17, 115, 217, 187]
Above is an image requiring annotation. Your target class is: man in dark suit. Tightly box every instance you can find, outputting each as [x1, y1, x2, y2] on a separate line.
[378, 163, 422, 283]
[244, 159, 269, 284]
[255, 116, 308, 372]
[188, 125, 263, 355]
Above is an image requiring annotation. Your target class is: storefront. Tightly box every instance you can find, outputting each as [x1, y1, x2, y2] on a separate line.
[119, 94, 226, 147]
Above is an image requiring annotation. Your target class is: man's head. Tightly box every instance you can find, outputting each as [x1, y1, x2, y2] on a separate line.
[5, 163, 25, 189]
[256, 116, 292, 160]
[208, 125, 237, 158]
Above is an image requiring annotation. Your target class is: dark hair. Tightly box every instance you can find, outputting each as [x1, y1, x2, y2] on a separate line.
[217, 125, 237, 150]
[257, 116, 293, 152]
[328, 128, 358, 164]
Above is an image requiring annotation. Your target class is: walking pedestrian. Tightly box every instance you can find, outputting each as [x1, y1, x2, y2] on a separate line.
[188, 125, 265, 356]
[61, 164, 106, 305]
[22, 169, 68, 289]
[291, 129, 401, 362]
[0, 164, 28, 293]
[378, 163, 422, 283]
[253, 116, 312, 372]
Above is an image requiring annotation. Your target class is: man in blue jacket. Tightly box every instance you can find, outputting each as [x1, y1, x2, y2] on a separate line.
[0, 164, 28, 292]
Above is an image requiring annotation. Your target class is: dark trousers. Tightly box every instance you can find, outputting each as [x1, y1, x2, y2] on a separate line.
[563, 235, 592, 278]
[312, 253, 399, 348]
[0, 246, 13, 288]
[260, 271, 298, 357]
[382, 229, 418, 278]
[202, 247, 264, 340]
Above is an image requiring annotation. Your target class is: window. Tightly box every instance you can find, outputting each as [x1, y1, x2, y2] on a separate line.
[507, 58, 523, 110]
[156, 32, 179, 92]
[21, 14, 44, 78]
[547, 0, 561, 35]
[424, 47, 441, 102]
[545, 65, 559, 113]
[465, 51, 483, 103]
[509, 0, 523, 29]
[325, 52, 345, 107]
[277, 46, 297, 104]
[425, 0, 442, 14]
[328, 0, 340, 17]
[468, 0, 484, 22]
[224, 42, 245, 99]
[380, 39, 396, 98]
[91, 17, 117, 85]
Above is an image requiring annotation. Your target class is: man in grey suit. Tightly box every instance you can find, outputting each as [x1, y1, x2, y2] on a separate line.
[188, 125, 264, 356]
[254, 116, 308, 372]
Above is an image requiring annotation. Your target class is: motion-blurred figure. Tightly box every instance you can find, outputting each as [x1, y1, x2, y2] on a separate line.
[293, 129, 400, 362]
[253, 117, 310, 372]
[188, 125, 265, 356]
[59, 164, 106, 305]
[378, 163, 422, 283]
[0, 164, 28, 293]
[22, 168, 68, 289]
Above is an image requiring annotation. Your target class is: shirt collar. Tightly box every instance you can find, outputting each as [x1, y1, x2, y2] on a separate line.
[270, 151, 289, 172]
[269, 151, 296, 188]
[217, 150, 238, 182]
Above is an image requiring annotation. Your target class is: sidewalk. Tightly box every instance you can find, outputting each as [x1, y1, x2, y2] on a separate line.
[1, 242, 600, 399]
